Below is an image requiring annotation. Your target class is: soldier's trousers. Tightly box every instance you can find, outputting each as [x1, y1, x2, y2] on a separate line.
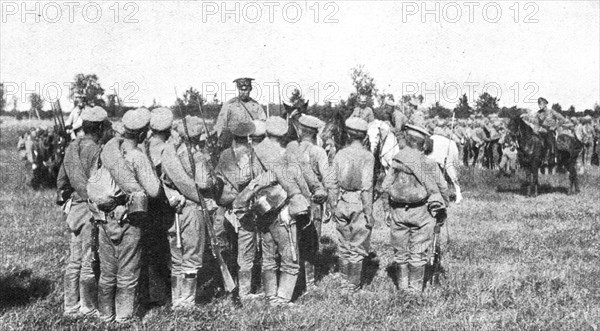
[390, 204, 434, 267]
[64, 218, 97, 315]
[140, 209, 170, 304]
[334, 192, 371, 264]
[98, 222, 142, 322]
[169, 203, 205, 276]
[237, 217, 258, 273]
[261, 214, 300, 276]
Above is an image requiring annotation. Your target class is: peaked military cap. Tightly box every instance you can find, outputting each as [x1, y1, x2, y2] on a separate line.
[123, 107, 151, 131]
[232, 121, 256, 137]
[80, 106, 108, 122]
[538, 97, 548, 104]
[266, 117, 288, 136]
[298, 115, 322, 131]
[251, 119, 266, 137]
[404, 124, 430, 140]
[234, 77, 254, 91]
[150, 107, 174, 131]
[345, 117, 368, 133]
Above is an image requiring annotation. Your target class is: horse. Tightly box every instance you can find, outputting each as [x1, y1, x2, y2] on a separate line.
[424, 134, 464, 204]
[507, 115, 581, 196]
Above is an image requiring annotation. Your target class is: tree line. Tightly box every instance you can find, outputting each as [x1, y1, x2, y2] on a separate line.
[2, 69, 600, 121]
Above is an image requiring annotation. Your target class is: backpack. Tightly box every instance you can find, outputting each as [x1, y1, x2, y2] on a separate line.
[388, 170, 428, 205]
[87, 155, 127, 213]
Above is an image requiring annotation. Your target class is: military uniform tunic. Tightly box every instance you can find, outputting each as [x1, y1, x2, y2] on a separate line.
[382, 147, 444, 268]
[215, 97, 266, 137]
[330, 140, 374, 264]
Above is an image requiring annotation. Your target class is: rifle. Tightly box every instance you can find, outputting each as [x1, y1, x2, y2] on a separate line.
[427, 218, 446, 286]
[174, 88, 236, 293]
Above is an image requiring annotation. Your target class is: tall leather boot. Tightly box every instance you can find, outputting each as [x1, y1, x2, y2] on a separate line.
[347, 262, 363, 292]
[408, 264, 425, 292]
[178, 273, 197, 309]
[97, 285, 116, 322]
[271, 272, 297, 305]
[63, 275, 80, 317]
[238, 269, 253, 298]
[305, 261, 316, 289]
[79, 277, 99, 316]
[115, 286, 137, 323]
[399, 264, 409, 290]
[338, 259, 349, 281]
[262, 270, 277, 300]
[170, 275, 181, 308]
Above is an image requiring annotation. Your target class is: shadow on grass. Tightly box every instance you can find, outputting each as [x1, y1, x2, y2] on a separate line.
[496, 182, 569, 196]
[0, 269, 53, 311]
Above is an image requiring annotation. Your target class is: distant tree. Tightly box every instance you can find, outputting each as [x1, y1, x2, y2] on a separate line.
[551, 103, 562, 113]
[29, 93, 43, 120]
[428, 102, 453, 119]
[347, 65, 377, 109]
[498, 106, 525, 118]
[475, 92, 499, 116]
[173, 87, 205, 118]
[70, 73, 105, 107]
[568, 105, 575, 113]
[454, 94, 472, 119]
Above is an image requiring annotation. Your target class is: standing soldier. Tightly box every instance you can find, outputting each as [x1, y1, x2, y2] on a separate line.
[381, 125, 446, 292]
[161, 115, 218, 309]
[234, 117, 311, 305]
[214, 121, 261, 300]
[139, 107, 174, 307]
[57, 106, 108, 318]
[330, 117, 374, 292]
[350, 95, 375, 123]
[296, 115, 335, 289]
[97, 108, 161, 323]
[215, 78, 266, 148]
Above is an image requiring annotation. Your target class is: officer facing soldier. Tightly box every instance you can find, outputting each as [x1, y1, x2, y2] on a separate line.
[215, 78, 267, 148]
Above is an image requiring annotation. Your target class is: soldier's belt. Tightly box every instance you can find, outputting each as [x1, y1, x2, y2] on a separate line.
[389, 199, 427, 210]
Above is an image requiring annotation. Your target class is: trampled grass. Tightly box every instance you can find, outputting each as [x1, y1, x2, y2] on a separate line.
[1, 118, 599, 330]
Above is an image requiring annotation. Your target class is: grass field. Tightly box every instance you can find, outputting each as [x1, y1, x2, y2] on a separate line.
[1, 118, 599, 330]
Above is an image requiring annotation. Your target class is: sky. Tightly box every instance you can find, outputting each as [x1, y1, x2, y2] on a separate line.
[1, 0, 599, 112]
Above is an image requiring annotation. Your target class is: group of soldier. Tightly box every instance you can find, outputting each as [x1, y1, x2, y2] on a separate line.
[53, 77, 452, 324]
[369, 96, 600, 174]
